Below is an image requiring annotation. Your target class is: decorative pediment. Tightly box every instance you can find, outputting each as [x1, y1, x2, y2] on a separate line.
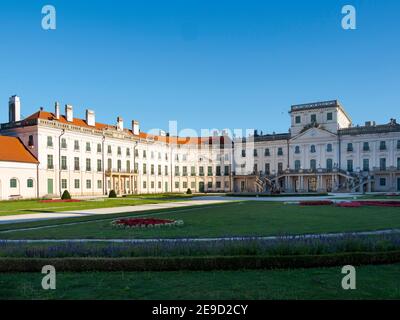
[290, 127, 337, 142]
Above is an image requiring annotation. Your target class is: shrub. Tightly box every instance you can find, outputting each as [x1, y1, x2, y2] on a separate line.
[61, 190, 71, 200]
[186, 188, 192, 195]
[109, 190, 117, 198]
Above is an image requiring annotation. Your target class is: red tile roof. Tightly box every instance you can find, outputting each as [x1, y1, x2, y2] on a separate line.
[0, 136, 39, 164]
[25, 110, 231, 146]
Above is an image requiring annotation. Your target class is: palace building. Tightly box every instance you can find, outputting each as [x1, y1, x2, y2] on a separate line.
[0, 96, 399, 200]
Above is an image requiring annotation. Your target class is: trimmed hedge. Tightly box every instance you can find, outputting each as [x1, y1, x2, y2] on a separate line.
[2, 251, 400, 272]
[226, 192, 329, 197]
[61, 190, 72, 200]
[109, 190, 117, 198]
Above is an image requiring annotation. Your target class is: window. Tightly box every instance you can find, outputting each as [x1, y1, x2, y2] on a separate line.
[74, 140, 79, 151]
[310, 145, 316, 153]
[86, 158, 91, 172]
[199, 166, 204, 176]
[143, 181, 147, 189]
[61, 179, 67, 189]
[310, 159, 316, 171]
[117, 160, 122, 171]
[295, 146, 300, 154]
[135, 149, 139, 157]
[61, 156, 67, 170]
[207, 181, 212, 189]
[174, 166, 180, 176]
[397, 140, 400, 150]
[207, 166, 212, 176]
[117, 147, 121, 155]
[294, 160, 301, 171]
[182, 166, 187, 176]
[151, 181, 155, 189]
[224, 165, 230, 176]
[347, 159, 353, 172]
[126, 148, 130, 156]
[97, 143, 102, 153]
[143, 164, 147, 174]
[380, 141, 386, 151]
[107, 145, 112, 154]
[191, 166, 196, 176]
[86, 142, 91, 152]
[61, 138, 67, 149]
[253, 149, 258, 157]
[363, 142, 370, 151]
[74, 157, 80, 171]
[28, 135, 34, 147]
[397, 158, 400, 170]
[158, 181, 162, 189]
[264, 148, 270, 156]
[151, 164, 155, 175]
[191, 182, 195, 189]
[74, 179, 80, 189]
[97, 180, 102, 189]
[327, 112, 333, 121]
[175, 181, 179, 189]
[380, 158, 386, 171]
[326, 159, 333, 171]
[241, 150, 246, 157]
[183, 181, 188, 189]
[107, 159, 112, 171]
[97, 159, 102, 172]
[295, 116, 301, 124]
[277, 148, 283, 156]
[165, 165, 168, 176]
[10, 178, 17, 188]
[27, 179, 34, 188]
[126, 160, 131, 172]
[158, 165, 161, 175]
[347, 143, 353, 152]
[143, 150, 147, 158]
[311, 114, 317, 123]
[151, 151, 154, 159]
[216, 166, 221, 176]
[380, 178, 386, 186]
[278, 162, 283, 173]
[327, 144, 333, 152]
[216, 181, 221, 189]
[86, 180, 91, 189]
[47, 136, 53, 147]
[363, 159, 370, 171]
[265, 163, 270, 175]
[47, 155, 54, 169]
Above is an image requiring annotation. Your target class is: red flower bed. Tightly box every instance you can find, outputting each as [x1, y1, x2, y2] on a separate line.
[299, 200, 333, 206]
[336, 200, 400, 208]
[336, 201, 362, 208]
[112, 218, 184, 228]
[39, 199, 82, 203]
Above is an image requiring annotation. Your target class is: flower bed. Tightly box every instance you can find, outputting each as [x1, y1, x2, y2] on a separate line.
[111, 218, 184, 229]
[39, 199, 82, 203]
[299, 200, 333, 206]
[336, 200, 400, 208]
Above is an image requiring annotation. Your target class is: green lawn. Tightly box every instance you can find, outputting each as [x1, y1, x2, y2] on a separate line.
[0, 194, 197, 217]
[2, 201, 400, 239]
[1, 264, 400, 299]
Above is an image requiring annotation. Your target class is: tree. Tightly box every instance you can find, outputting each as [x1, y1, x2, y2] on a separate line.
[186, 188, 192, 195]
[61, 190, 71, 200]
[109, 190, 117, 198]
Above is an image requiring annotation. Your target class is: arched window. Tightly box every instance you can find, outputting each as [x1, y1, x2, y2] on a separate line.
[310, 145, 316, 153]
[294, 160, 301, 170]
[10, 178, 17, 188]
[326, 159, 333, 171]
[27, 179, 34, 188]
[310, 159, 317, 171]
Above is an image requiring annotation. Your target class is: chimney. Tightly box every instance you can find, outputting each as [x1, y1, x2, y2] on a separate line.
[117, 116, 124, 131]
[8, 95, 21, 123]
[55, 102, 60, 119]
[65, 104, 73, 122]
[86, 109, 95, 126]
[132, 120, 140, 135]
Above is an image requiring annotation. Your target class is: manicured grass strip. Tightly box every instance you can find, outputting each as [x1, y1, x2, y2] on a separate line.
[2, 264, 400, 300]
[3, 201, 400, 240]
[2, 251, 400, 272]
[0, 202, 236, 233]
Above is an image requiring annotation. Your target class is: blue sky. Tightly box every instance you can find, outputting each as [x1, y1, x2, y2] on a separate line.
[0, 0, 399, 135]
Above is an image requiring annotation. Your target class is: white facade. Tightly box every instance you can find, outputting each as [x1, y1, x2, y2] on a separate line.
[1, 97, 400, 199]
